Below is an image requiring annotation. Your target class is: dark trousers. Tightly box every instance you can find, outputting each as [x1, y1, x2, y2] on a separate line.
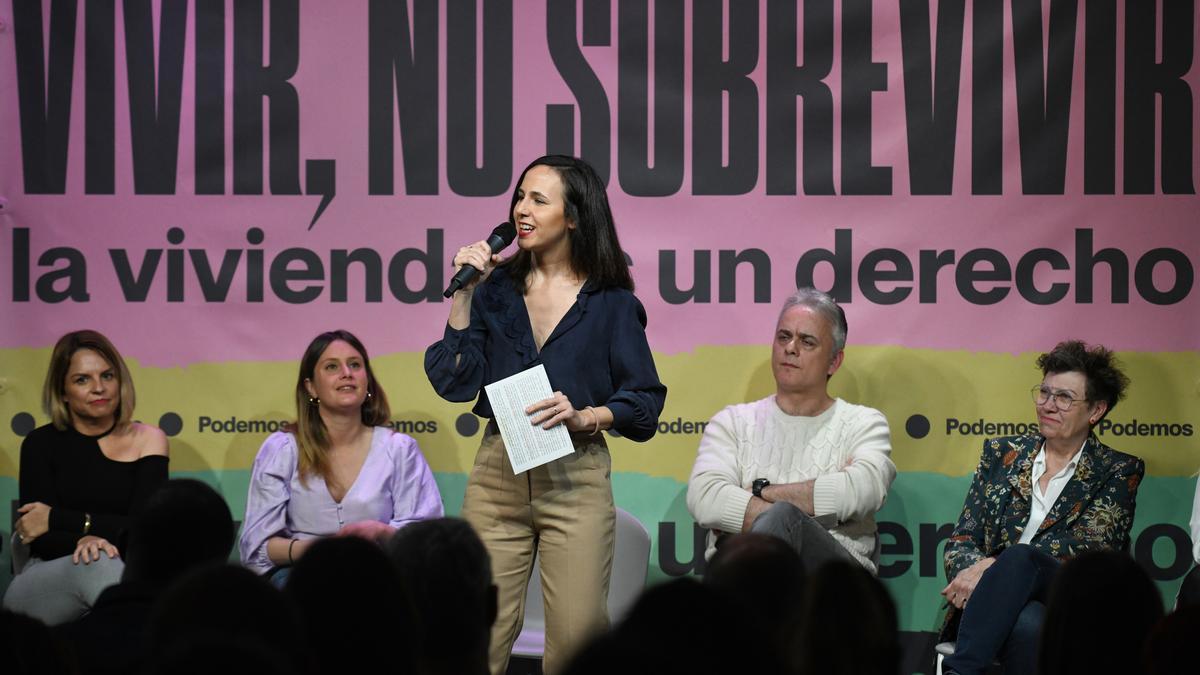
[943, 545, 1060, 675]
[1177, 564, 1200, 609]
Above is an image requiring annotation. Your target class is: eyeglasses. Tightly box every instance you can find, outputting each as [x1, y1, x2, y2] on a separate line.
[1030, 385, 1088, 412]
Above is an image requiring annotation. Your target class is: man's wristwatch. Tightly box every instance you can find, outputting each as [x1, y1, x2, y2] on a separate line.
[752, 478, 770, 499]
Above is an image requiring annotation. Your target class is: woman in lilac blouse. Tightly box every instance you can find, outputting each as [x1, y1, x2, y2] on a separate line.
[239, 330, 443, 582]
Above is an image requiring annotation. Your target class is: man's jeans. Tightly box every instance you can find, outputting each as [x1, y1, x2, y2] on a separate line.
[748, 501, 857, 572]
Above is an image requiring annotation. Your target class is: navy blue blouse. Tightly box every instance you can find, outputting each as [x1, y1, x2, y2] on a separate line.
[425, 268, 667, 442]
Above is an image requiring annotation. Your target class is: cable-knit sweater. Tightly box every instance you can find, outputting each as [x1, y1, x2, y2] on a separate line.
[686, 396, 896, 572]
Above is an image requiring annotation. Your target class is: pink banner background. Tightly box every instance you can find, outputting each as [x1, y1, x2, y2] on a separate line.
[1, 0, 1196, 364]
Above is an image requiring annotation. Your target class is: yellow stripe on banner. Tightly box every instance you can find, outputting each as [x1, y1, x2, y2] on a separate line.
[625, 345, 1199, 480]
[1, 347, 1196, 479]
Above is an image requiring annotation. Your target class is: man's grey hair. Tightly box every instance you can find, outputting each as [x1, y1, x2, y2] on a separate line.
[779, 287, 848, 353]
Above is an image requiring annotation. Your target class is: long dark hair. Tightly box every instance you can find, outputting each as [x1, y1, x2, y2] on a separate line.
[500, 155, 634, 291]
[292, 330, 390, 484]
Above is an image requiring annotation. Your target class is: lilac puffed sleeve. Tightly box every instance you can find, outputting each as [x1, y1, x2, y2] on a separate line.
[384, 431, 444, 527]
[239, 432, 297, 575]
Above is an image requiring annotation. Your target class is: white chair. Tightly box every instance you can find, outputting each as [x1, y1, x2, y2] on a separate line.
[934, 641, 1000, 674]
[511, 507, 651, 658]
[934, 641, 955, 675]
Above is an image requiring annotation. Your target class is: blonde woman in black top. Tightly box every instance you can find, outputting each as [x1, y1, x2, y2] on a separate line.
[4, 330, 168, 624]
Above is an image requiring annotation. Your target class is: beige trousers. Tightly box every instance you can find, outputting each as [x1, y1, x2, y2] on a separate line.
[462, 424, 615, 675]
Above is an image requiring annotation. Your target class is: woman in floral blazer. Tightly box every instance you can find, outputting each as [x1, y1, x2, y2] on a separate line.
[938, 341, 1144, 675]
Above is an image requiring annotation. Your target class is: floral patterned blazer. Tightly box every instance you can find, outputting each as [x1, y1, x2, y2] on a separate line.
[940, 433, 1144, 637]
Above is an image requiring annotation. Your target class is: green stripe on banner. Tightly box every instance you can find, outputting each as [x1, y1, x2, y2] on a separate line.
[608, 472, 1193, 631]
[1, 473, 1191, 631]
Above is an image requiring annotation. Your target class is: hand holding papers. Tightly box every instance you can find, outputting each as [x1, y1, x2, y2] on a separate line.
[484, 365, 576, 474]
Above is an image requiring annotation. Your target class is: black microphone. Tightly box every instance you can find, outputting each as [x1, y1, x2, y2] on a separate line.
[443, 222, 518, 298]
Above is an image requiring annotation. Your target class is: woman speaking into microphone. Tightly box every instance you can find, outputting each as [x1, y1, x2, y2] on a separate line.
[426, 155, 666, 675]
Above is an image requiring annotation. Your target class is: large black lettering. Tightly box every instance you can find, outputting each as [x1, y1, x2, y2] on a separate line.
[956, 248, 1011, 304]
[1134, 524, 1192, 581]
[971, 0, 1003, 194]
[12, 229, 31, 302]
[718, 249, 771, 303]
[1134, 248, 1194, 305]
[918, 249, 956, 303]
[1074, 229, 1129, 303]
[899, 0, 966, 195]
[195, 0, 225, 194]
[1124, 0, 1195, 194]
[547, 0, 611, 181]
[37, 248, 89, 302]
[1082, 0, 1116, 194]
[85, 0, 115, 194]
[841, 0, 891, 195]
[387, 229, 444, 303]
[446, 0, 512, 196]
[795, 229, 852, 301]
[13, 0, 77, 194]
[166, 228, 185, 301]
[124, 0, 187, 194]
[693, 0, 758, 195]
[110, 249, 162, 301]
[659, 250, 713, 304]
[233, 0, 300, 195]
[368, 0, 439, 195]
[270, 248, 324, 304]
[877, 521, 913, 579]
[765, 0, 834, 195]
[331, 249, 384, 303]
[1011, 0, 1077, 194]
[1014, 248, 1070, 305]
[617, 0, 685, 196]
[189, 249, 242, 302]
[658, 522, 708, 576]
[246, 228, 265, 302]
[859, 248, 914, 304]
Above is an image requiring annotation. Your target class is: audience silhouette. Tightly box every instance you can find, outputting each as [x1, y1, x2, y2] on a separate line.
[1038, 550, 1163, 675]
[1, 487, 1190, 675]
[386, 517, 497, 675]
[58, 478, 235, 675]
[289, 535, 418, 674]
[798, 560, 900, 675]
[144, 564, 305, 675]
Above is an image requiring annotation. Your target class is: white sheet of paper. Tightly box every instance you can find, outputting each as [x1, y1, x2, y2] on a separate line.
[484, 364, 575, 474]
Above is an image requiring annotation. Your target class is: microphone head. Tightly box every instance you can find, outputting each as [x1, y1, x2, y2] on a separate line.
[491, 222, 518, 247]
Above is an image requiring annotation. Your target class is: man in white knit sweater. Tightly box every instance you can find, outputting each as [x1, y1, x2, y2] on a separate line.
[687, 288, 896, 573]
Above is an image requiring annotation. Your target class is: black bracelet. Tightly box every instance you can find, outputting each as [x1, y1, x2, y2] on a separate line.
[288, 538, 298, 565]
